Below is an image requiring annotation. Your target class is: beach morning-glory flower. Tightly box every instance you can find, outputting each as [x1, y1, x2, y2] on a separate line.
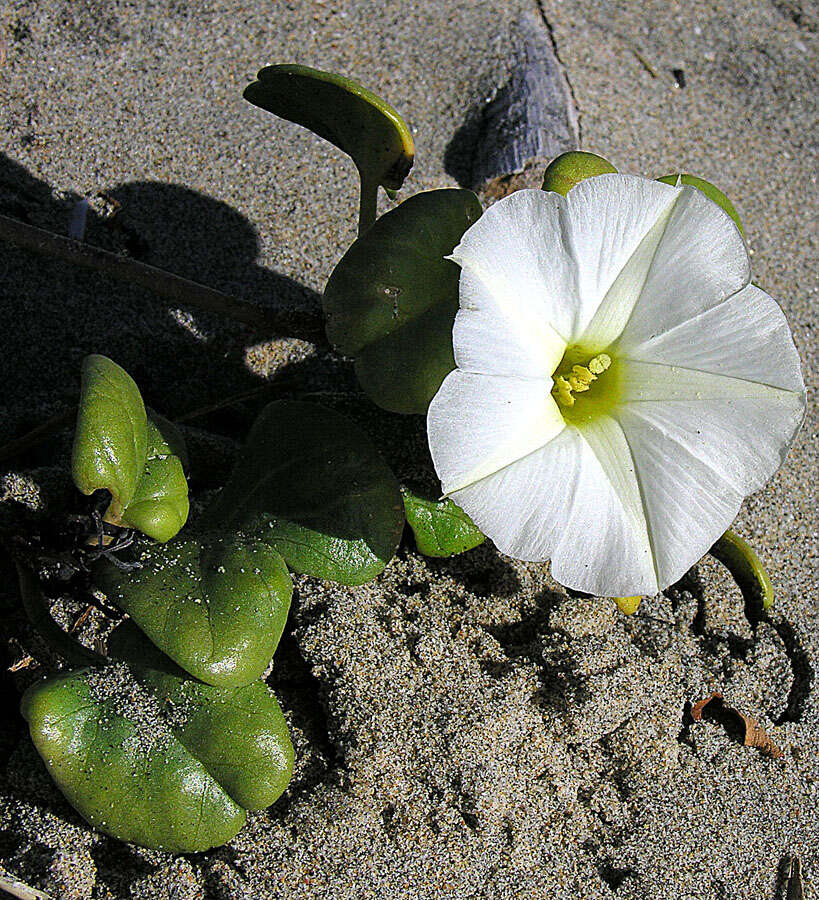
[427, 174, 806, 596]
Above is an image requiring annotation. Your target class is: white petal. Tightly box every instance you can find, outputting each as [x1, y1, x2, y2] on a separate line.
[445, 426, 582, 563]
[615, 397, 805, 499]
[427, 370, 565, 495]
[452, 266, 566, 379]
[617, 283, 806, 393]
[449, 189, 579, 345]
[445, 417, 658, 595]
[615, 406, 747, 590]
[552, 417, 658, 594]
[616, 361, 802, 403]
[613, 184, 750, 349]
[565, 174, 681, 340]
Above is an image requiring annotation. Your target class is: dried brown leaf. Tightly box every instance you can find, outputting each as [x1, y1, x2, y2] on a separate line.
[690, 693, 783, 759]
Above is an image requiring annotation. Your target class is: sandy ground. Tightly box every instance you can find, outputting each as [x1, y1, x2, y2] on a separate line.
[0, 0, 817, 897]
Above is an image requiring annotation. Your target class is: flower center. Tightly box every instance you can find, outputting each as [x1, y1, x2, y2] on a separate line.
[551, 348, 620, 424]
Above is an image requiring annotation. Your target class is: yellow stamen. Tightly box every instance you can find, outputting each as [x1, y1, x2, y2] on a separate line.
[552, 353, 613, 408]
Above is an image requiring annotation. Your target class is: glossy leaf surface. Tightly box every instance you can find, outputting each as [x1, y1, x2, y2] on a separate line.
[71, 354, 147, 517]
[324, 189, 482, 413]
[117, 418, 190, 543]
[244, 64, 414, 191]
[110, 623, 293, 811]
[22, 667, 246, 853]
[402, 487, 485, 558]
[205, 401, 404, 585]
[94, 534, 292, 687]
[542, 151, 618, 196]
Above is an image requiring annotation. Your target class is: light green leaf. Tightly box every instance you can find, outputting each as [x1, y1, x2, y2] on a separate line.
[22, 666, 247, 853]
[204, 401, 404, 585]
[93, 534, 292, 687]
[71, 354, 148, 517]
[542, 151, 618, 196]
[117, 417, 190, 543]
[402, 487, 485, 558]
[109, 623, 293, 811]
[244, 64, 414, 232]
[656, 173, 744, 235]
[323, 189, 482, 413]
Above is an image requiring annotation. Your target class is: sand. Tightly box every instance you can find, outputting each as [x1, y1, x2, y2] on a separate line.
[0, 0, 816, 897]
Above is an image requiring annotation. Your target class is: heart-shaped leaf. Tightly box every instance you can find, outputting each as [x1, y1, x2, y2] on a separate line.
[71, 355, 189, 543]
[244, 64, 414, 233]
[93, 534, 292, 687]
[22, 666, 247, 853]
[323, 189, 482, 413]
[72, 354, 148, 517]
[109, 622, 293, 811]
[204, 401, 404, 585]
[656, 173, 744, 235]
[402, 487, 485, 558]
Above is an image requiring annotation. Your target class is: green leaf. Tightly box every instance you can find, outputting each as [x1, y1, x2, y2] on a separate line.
[542, 151, 618, 196]
[109, 623, 293, 811]
[93, 534, 292, 687]
[656, 173, 744, 235]
[204, 401, 404, 585]
[21, 666, 247, 853]
[323, 189, 482, 414]
[117, 417, 190, 543]
[71, 354, 148, 517]
[402, 487, 485, 558]
[244, 64, 415, 233]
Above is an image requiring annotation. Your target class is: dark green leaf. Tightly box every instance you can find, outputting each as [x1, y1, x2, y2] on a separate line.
[244, 64, 415, 232]
[22, 667, 246, 853]
[324, 189, 482, 413]
[93, 534, 292, 687]
[204, 401, 404, 585]
[402, 487, 485, 558]
[71, 354, 148, 517]
[110, 623, 293, 811]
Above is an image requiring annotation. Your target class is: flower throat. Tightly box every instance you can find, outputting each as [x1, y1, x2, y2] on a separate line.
[551, 348, 621, 424]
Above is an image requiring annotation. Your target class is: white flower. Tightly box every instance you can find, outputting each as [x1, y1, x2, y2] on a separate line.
[427, 175, 806, 596]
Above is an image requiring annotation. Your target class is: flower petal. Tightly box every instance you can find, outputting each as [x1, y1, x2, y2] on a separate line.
[452, 266, 566, 379]
[449, 189, 579, 346]
[444, 416, 658, 595]
[617, 283, 805, 393]
[614, 406, 746, 590]
[552, 416, 657, 594]
[427, 370, 565, 496]
[612, 184, 750, 350]
[564, 174, 681, 340]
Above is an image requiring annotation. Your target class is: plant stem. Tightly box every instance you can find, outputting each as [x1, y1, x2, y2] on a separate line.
[0, 212, 326, 342]
[357, 172, 379, 235]
[14, 560, 107, 669]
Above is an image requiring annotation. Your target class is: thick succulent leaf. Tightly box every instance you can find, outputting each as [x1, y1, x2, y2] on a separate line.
[402, 487, 485, 558]
[93, 534, 292, 687]
[109, 623, 293, 810]
[542, 151, 618, 195]
[244, 64, 414, 192]
[324, 189, 482, 413]
[71, 354, 148, 516]
[117, 417, 190, 543]
[204, 401, 404, 585]
[21, 667, 246, 853]
[657, 173, 744, 235]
